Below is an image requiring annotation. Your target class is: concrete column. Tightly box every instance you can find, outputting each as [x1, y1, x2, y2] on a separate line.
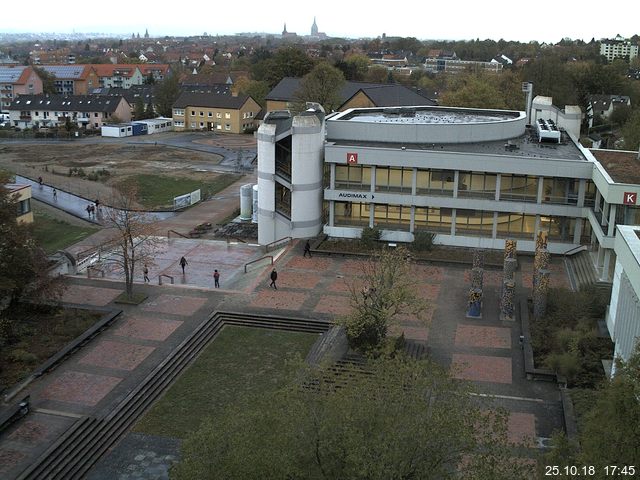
[411, 168, 417, 196]
[450, 209, 456, 236]
[602, 250, 612, 281]
[534, 215, 541, 237]
[410, 206, 415, 233]
[495, 174, 501, 201]
[329, 200, 335, 227]
[370, 165, 376, 194]
[608, 204, 617, 236]
[369, 203, 374, 227]
[594, 189, 601, 212]
[577, 179, 586, 208]
[453, 171, 459, 198]
[492, 212, 498, 239]
[329, 163, 335, 189]
[537, 177, 544, 204]
[602, 201, 609, 227]
[573, 218, 583, 244]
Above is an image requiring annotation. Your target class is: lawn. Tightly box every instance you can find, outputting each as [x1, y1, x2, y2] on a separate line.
[0, 305, 102, 393]
[120, 173, 241, 210]
[133, 326, 318, 439]
[32, 208, 98, 254]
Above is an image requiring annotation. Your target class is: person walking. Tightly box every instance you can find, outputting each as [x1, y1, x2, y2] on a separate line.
[38, 176, 43, 187]
[303, 240, 312, 258]
[52, 188, 57, 200]
[269, 268, 278, 289]
[179, 256, 188, 274]
[213, 269, 220, 288]
[143, 264, 150, 283]
[86, 204, 92, 217]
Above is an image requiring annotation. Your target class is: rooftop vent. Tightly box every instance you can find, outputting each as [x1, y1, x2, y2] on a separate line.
[536, 118, 561, 143]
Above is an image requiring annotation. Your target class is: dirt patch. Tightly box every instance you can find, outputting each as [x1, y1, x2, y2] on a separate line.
[1, 143, 225, 202]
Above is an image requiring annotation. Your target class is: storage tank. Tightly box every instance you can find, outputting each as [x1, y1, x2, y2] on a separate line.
[240, 184, 253, 220]
[252, 184, 258, 223]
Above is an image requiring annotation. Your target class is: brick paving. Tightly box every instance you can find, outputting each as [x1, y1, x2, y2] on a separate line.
[451, 354, 513, 384]
[285, 256, 334, 271]
[0, 449, 25, 475]
[113, 316, 183, 342]
[463, 269, 505, 287]
[249, 289, 308, 311]
[7, 421, 48, 443]
[141, 294, 208, 316]
[277, 271, 322, 290]
[60, 285, 122, 306]
[454, 325, 511, 349]
[313, 294, 352, 316]
[80, 341, 155, 371]
[40, 371, 122, 406]
[508, 412, 537, 447]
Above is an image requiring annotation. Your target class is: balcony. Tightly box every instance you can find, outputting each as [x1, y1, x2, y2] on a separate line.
[19, 115, 31, 121]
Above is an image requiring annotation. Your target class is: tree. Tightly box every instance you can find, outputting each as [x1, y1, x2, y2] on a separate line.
[33, 66, 57, 94]
[336, 54, 371, 81]
[155, 72, 181, 117]
[172, 356, 531, 480]
[364, 65, 388, 83]
[251, 46, 315, 88]
[234, 78, 270, 108]
[337, 247, 427, 353]
[622, 109, 640, 151]
[96, 185, 160, 298]
[0, 175, 65, 339]
[134, 97, 145, 120]
[294, 62, 345, 112]
[145, 102, 155, 119]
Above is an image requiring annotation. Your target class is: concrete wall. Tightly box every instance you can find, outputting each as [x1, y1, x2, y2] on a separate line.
[531, 96, 581, 140]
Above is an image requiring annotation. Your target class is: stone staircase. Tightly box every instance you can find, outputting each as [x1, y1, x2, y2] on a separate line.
[564, 250, 612, 295]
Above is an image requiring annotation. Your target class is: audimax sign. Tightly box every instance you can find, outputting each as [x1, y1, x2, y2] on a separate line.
[338, 192, 374, 199]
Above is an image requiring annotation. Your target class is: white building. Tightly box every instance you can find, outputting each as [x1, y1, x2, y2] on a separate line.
[133, 117, 173, 134]
[607, 225, 640, 370]
[599, 37, 639, 62]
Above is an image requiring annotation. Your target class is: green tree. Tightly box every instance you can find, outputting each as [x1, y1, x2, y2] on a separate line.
[134, 97, 146, 120]
[336, 54, 371, 81]
[33, 66, 57, 94]
[144, 102, 155, 119]
[251, 46, 315, 88]
[155, 72, 181, 117]
[365, 65, 388, 83]
[294, 62, 345, 112]
[172, 356, 531, 480]
[440, 73, 509, 109]
[338, 247, 427, 353]
[234, 78, 270, 108]
[0, 174, 65, 339]
[622, 109, 640, 151]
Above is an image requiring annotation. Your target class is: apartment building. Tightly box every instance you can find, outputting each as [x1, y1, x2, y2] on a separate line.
[0, 66, 43, 111]
[172, 91, 260, 133]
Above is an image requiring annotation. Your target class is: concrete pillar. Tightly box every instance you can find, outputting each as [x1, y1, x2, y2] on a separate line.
[329, 200, 335, 227]
[594, 189, 601, 212]
[411, 167, 417, 196]
[577, 179, 586, 208]
[537, 177, 544, 204]
[450, 209, 456, 236]
[492, 212, 498, 239]
[329, 163, 335, 189]
[608, 204, 617, 237]
[573, 218, 583, 244]
[495, 174, 501, 201]
[602, 250, 611, 282]
[410, 206, 415, 233]
[453, 171, 459, 198]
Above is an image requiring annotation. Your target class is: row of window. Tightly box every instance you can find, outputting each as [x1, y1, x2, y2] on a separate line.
[189, 122, 231, 130]
[332, 202, 583, 241]
[333, 165, 594, 206]
[174, 109, 255, 119]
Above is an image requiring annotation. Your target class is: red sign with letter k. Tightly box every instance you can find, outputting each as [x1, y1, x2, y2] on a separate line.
[623, 192, 637, 205]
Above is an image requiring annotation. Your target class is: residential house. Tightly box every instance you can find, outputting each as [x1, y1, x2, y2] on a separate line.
[264, 78, 436, 113]
[38, 65, 99, 95]
[172, 91, 260, 133]
[6, 184, 33, 224]
[92, 64, 144, 89]
[587, 94, 632, 127]
[8, 94, 131, 130]
[138, 64, 171, 82]
[0, 66, 43, 111]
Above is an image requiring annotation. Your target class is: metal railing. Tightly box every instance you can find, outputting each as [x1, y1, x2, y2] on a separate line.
[264, 236, 292, 253]
[562, 245, 587, 257]
[87, 267, 105, 279]
[158, 274, 174, 285]
[167, 230, 188, 238]
[244, 256, 273, 273]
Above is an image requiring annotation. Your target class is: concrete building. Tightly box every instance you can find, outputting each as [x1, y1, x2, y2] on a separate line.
[531, 96, 581, 140]
[172, 91, 260, 133]
[0, 66, 43, 111]
[600, 36, 639, 62]
[607, 225, 640, 369]
[257, 104, 640, 286]
[38, 65, 99, 95]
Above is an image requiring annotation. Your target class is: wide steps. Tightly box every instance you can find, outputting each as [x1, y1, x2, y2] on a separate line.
[17, 312, 330, 480]
[566, 251, 598, 291]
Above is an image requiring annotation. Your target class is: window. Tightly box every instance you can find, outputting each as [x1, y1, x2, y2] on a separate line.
[335, 165, 371, 191]
[414, 207, 451, 232]
[225, 124, 230, 130]
[216, 112, 222, 118]
[208, 112, 212, 117]
[16, 198, 31, 216]
[455, 209, 493, 236]
[539, 216, 576, 241]
[458, 171, 497, 199]
[500, 175, 538, 202]
[190, 122, 196, 128]
[174, 121, 184, 127]
[199, 122, 204, 128]
[373, 204, 410, 230]
[199, 111, 204, 117]
[334, 202, 369, 227]
[496, 213, 536, 238]
[225, 112, 231, 119]
[174, 109, 184, 116]
[416, 168, 454, 196]
[275, 183, 291, 219]
[542, 177, 578, 205]
[94, 112, 98, 117]
[191, 110, 195, 116]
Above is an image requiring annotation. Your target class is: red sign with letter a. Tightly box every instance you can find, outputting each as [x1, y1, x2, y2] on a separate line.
[623, 192, 637, 205]
[347, 152, 358, 164]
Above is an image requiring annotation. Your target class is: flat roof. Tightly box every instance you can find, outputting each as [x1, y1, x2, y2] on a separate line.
[590, 149, 640, 184]
[334, 106, 521, 124]
[329, 128, 587, 162]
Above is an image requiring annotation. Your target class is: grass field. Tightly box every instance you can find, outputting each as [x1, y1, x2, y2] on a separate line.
[32, 208, 98, 254]
[133, 326, 318, 439]
[121, 173, 241, 209]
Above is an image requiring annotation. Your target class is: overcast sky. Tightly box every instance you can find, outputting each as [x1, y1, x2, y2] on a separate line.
[4, 0, 638, 43]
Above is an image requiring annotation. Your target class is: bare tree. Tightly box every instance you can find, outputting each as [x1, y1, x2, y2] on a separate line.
[98, 185, 161, 298]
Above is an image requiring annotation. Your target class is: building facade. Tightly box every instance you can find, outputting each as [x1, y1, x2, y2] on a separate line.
[6, 184, 33, 224]
[0, 66, 43, 111]
[39, 65, 100, 95]
[172, 92, 260, 133]
[599, 37, 639, 62]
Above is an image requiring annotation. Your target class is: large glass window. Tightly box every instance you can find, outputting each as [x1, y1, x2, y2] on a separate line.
[455, 209, 494, 235]
[416, 169, 454, 196]
[275, 183, 291, 219]
[500, 175, 538, 202]
[335, 165, 371, 191]
[372, 204, 411, 230]
[334, 201, 369, 227]
[414, 206, 452, 232]
[16, 198, 31, 216]
[584, 180, 597, 207]
[458, 171, 497, 199]
[542, 178, 579, 205]
[496, 212, 536, 238]
[275, 136, 292, 182]
[623, 205, 640, 225]
[540, 216, 576, 241]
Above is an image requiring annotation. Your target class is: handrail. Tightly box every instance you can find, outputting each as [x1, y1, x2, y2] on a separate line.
[563, 245, 587, 257]
[244, 255, 273, 273]
[159, 274, 174, 285]
[167, 230, 189, 239]
[264, 236, 292, 253]
[87, 266, 105, 279]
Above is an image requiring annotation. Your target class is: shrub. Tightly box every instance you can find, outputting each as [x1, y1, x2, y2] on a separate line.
[360, 226, 381, 248]
[412, 230, 435, 252]
[8, 349, 38, 364]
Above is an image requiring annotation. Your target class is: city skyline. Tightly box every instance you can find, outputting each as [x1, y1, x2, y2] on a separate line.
[2, 0, 639, 43]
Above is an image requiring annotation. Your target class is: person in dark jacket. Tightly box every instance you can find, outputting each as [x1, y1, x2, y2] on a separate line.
[269, 269, 278, 289]
[179, 256, 188, 274]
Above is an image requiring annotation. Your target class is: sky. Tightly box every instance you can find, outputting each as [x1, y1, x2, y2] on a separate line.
[4, 0, 639, 43]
